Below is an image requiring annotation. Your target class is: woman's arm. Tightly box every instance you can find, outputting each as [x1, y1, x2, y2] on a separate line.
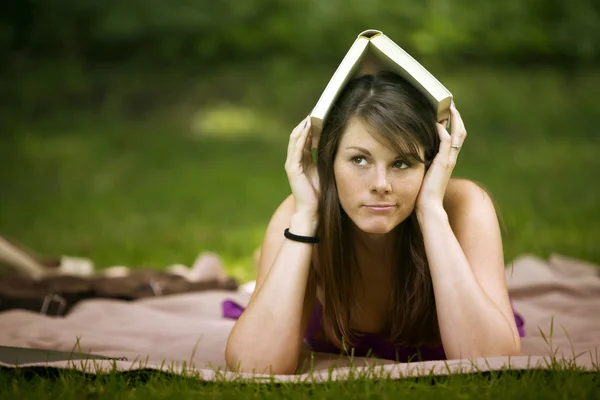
[225, 195, 317, 375]
[418, 179, 521, 359]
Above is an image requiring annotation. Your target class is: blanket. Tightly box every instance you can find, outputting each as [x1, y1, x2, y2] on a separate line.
[0, 253, 598, 382]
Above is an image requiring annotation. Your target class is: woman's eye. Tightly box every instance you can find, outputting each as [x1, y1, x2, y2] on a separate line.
[351, 156, 367, 166]
[393, 161, 409, 169]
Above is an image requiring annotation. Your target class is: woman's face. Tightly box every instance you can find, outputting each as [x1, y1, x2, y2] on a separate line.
[333, 117, 426, 235]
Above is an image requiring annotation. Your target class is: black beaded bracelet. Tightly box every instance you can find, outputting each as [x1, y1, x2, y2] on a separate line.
[284, 228, 320, 244]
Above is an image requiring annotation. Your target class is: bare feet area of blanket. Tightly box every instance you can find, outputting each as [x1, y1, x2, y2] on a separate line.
[0, 235, 250, 316]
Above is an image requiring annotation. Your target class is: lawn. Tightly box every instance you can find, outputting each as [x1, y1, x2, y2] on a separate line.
[0, 65, 599, 397]
[0, 367, 598, 399]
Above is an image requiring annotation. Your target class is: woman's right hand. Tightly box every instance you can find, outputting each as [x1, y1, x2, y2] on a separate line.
[284, 116, 320, 215]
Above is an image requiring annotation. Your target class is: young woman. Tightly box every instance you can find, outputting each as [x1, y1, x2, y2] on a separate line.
[224, 71, 524, 375]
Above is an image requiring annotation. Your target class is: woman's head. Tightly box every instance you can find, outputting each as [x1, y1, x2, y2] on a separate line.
[318, 71, 440, 236]
[313, 71, 441, 350]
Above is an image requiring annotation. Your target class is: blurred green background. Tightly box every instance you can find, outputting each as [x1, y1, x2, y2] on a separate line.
[1, 0, 599, 282]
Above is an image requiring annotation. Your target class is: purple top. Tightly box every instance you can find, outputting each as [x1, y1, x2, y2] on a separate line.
[222, 297, 525, 362]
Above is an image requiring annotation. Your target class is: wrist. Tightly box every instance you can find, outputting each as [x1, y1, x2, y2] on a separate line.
[416, 205, 448, 224]
[289, 212, 319, 237]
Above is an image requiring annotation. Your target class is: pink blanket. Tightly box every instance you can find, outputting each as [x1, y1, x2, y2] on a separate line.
[0, 253, 598, 382]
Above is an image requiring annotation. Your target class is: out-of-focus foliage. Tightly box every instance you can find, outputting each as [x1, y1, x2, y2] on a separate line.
[1, 0, 599, 277]
[1, 0, 598, 125]
[2, 0, 599, 65]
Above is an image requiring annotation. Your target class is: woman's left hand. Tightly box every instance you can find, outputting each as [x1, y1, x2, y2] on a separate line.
[416, 102, 467, 213]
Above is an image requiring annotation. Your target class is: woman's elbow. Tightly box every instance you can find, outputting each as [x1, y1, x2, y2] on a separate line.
[446, 337, 521, 360]
[486, 337, 522, 358]
[225, 356, 298, 376]
[224, 341, 299, 376]
[504, 337, 522, 357]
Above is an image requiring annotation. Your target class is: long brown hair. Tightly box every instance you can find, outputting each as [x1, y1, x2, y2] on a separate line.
[313, 71, 442, 350]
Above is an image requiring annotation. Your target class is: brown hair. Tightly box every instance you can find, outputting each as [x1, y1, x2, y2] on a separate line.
[313, 71, 442, 351]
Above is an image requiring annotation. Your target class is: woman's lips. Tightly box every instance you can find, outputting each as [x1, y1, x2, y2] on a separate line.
[363, 205, 396, 212]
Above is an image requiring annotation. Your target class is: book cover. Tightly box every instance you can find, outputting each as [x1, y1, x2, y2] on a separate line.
[310, 29, 452, 140]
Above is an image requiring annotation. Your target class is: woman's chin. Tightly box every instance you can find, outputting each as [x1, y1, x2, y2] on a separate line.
[354, 221, 396, 235]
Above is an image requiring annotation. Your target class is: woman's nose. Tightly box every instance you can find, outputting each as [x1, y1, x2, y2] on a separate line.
[370, 166, 391, 193]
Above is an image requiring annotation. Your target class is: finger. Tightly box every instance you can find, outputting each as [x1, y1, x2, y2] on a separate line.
[436, 122, 452, 153]
[304, 127, 312, 153]
[286, 120, 303, 162]
[436, 122, 460, 170]
[303, 131, 313, 158]
[449, 105, 467, 147]
[292, 117, 312, 169]
[445, 110, 463, 164]
[306, 130, 319, 165]
[286, 116, 310, 167]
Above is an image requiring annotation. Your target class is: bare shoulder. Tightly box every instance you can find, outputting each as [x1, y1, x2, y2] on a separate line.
[442, 178, 503, 249]
[443, 178, 495, 217]
[276, 193, 296, 216]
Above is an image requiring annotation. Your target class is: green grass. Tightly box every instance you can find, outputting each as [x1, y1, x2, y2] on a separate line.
[0, 366, 598, 399]
[1, 65, 599, 397]
[0, 121, 287, 280]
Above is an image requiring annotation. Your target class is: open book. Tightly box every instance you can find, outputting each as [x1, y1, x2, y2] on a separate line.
[309, 29, 453, 140]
